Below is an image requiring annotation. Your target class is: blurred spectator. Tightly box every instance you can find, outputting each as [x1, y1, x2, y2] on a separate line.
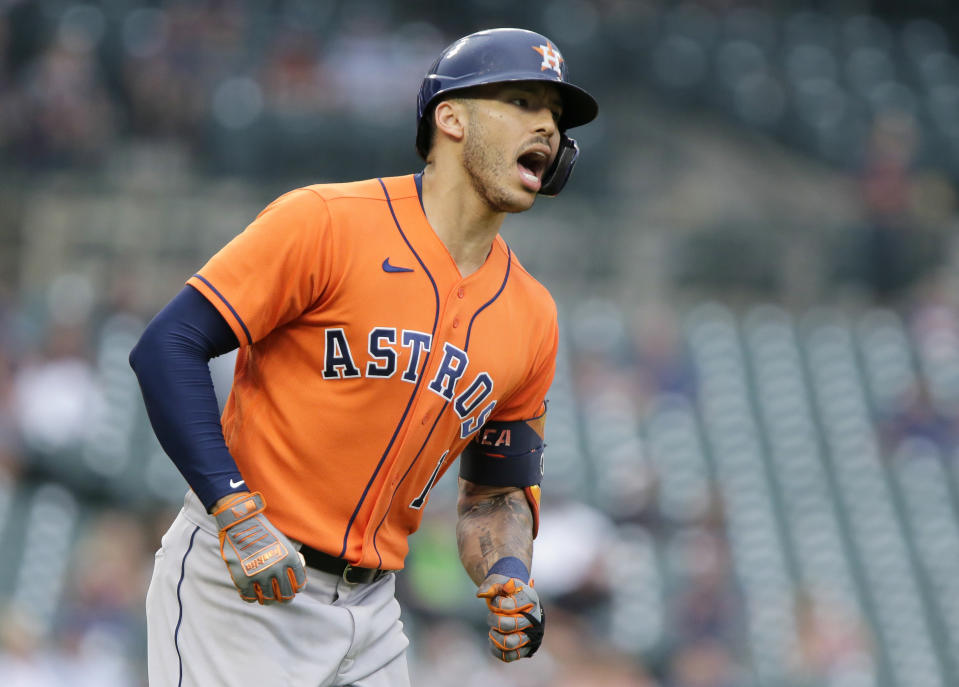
[412, 610, 655, 687]
[17, 20, 116, 167]
[666, 527, 742, 648]
[532, 498, 616, 618]
[59, 510, 150, 635]
[409, 619, 494, 686]
[0, 347, 20, 465]
[55, 511, 149, 686]
[12, 322, 104, 459]
[0, 608, 61, 687]
[665, 638, 743, 687]
[878, 382, 956, 452]
[260, 27, 334, 117]
[790, 591, 874, 685]
[0, 601, 139, 687]
[839, 112, 947, 301]
[546, 610, 657, 687]
[630, 302, 696, 413]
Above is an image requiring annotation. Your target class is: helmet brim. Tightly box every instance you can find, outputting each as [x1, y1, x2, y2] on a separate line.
[423, 74, 598, 131]
[554, 81, 599, 131]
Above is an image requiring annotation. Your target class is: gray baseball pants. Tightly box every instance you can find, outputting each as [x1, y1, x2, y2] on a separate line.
[146, 490, 410, 686]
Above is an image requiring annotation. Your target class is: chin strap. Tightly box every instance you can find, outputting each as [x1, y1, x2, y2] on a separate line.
[538, 134, 580, 197]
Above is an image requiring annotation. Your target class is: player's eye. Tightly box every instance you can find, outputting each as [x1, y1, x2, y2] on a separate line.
[510, 97, 529, 109]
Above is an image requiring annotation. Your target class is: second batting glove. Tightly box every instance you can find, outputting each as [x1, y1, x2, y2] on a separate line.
[476, 557, 545, 662]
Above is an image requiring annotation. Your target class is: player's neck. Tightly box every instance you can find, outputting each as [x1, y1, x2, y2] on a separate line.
[420, 164, 506, 278]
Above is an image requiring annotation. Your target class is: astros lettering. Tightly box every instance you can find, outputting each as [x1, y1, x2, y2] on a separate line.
[322, 326, 497, 438]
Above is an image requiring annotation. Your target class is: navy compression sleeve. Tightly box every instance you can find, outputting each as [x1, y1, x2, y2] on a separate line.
[129, 285, 245, 510]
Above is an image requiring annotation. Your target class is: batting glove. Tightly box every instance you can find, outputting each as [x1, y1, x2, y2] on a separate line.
[476, 564, 545, 662]
[213, 491, 307, 605]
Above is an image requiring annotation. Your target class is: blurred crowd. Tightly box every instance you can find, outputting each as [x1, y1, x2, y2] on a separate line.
[3, 250, 959, 686]
[2, 1, 959, 686]
[0, 1, 489, 177]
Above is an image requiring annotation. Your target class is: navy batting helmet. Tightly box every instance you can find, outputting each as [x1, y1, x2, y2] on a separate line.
[416, 28, 599, 196]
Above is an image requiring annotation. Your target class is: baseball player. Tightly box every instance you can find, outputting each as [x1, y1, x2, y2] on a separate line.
[130, 27, 597, 686]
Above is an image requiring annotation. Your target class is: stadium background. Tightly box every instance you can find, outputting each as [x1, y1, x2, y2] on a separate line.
[1, 1, 959, 685]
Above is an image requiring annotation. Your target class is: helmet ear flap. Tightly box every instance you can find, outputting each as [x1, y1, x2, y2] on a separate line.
[538, 134, 579, 197]
[415, 108, 434, 160]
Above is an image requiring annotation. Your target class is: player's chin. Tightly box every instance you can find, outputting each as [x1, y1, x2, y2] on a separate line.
[488, 188, 536, 214]
[502, 197, 537, 214]
[513, 168, 546, 208]
[512, 193, 538, 212]
[503, 183, 539, 213]
[484, 175, 538, 213]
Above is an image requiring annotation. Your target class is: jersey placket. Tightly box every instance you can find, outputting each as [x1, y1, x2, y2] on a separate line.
[363, 268, 501, 556]
[350, 176, 512, 568]
[357, 278, 473, 565]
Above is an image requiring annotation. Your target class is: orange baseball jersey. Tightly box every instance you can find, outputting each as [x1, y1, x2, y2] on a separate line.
[186, 174, 558, 570]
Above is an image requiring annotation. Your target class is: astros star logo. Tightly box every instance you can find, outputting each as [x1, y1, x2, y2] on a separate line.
[532, 42, 564, 77]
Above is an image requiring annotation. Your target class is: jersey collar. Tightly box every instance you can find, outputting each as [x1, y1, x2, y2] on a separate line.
[380, 174, 510, 288]
[414, 171, 425, 212]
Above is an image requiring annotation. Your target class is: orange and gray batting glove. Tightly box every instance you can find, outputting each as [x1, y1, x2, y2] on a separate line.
[476, 557, 545, 662]
[213, 491, 307, 605]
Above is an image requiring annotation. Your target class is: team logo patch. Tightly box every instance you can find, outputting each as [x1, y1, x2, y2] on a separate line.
[533, 41, 563, 77]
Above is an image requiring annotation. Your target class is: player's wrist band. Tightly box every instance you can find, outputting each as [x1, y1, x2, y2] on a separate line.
[487, 556, 530, 583]
[298, 544, 393, 584]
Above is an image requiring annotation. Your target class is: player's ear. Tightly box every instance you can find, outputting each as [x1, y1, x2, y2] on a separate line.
[433, 99, 467, 145]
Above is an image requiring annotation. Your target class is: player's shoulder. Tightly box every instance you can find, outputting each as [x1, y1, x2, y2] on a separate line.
[259, 177, 402, 225]
[296, 174, 417, 206]
[500, 239, 557, 320]
[299, 177, 391, 203]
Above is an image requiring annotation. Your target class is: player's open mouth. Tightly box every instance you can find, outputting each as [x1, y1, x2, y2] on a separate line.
[517, 149, 550, 192]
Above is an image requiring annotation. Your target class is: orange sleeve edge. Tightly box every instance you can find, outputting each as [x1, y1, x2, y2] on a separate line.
[186, 277, 251, 347]
[524, 485, 541, 539]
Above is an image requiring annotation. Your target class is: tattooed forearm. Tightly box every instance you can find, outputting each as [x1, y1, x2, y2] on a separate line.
[456, 478, 534, 585]
[478, 531, 495, 558]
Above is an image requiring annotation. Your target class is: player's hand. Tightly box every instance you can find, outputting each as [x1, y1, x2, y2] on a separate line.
[476, 573, 545, 662]
[213, 491, 307, 605]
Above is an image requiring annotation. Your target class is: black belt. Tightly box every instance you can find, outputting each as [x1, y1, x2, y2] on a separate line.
[299, 544, 392, 584]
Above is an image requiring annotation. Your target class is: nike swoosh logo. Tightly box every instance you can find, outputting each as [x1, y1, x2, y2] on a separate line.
[382, 257, 413, 273]
[229, 479, 246, 488]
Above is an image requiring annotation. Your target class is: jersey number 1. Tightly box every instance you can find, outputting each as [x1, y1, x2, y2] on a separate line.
[409, 451, 449, 510]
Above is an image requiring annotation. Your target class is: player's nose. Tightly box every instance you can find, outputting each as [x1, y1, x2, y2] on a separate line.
[532, 106, 557, 139]
[533, 104, 556, 136]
